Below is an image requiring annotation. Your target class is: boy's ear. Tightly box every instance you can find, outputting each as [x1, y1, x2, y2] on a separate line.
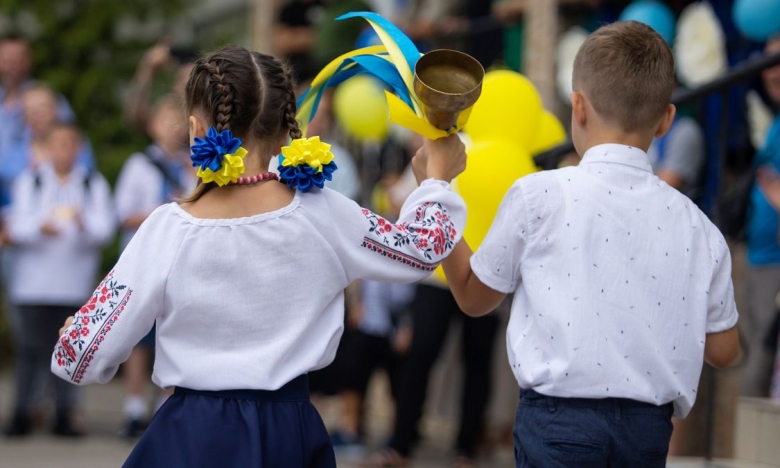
[654, 104, 677, 138]
[571, 91, 587, 128]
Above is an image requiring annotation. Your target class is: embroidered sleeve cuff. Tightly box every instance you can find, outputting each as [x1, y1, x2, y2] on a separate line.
[470, 252, 516, 294]
[420, 178, 452, 190]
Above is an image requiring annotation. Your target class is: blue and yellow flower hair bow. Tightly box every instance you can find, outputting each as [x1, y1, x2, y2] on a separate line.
[190, 127, 247, 186]
[278, 136, 337, 193]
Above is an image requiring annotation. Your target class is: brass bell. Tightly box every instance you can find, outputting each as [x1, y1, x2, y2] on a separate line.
[413, 49, 485, 131]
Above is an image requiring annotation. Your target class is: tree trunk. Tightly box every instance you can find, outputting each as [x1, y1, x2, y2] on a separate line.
[523, 0, 558, 111]
[250, 0, 280, 54]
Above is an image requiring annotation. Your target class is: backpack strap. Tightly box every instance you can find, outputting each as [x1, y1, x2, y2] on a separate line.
[142, 146, 185, 194]
[32, 168, 94, 198]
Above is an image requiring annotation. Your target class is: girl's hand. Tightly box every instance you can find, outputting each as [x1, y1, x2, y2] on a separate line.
[59, 316, 74, 337]
[412, 135, 467, 185]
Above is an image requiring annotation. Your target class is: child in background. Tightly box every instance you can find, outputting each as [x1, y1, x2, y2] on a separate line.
[114, 96, 195, 438]
[52, 45, 466, 467]
[0, 84, 95, 209]
[331, 171, 416, 456]
[441, 22, 740, 467]
[333, 279, 415, 455]
[4, 123, 114, 437]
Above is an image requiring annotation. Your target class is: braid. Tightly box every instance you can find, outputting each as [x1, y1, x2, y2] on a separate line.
[205, 60, 234, 132]
[284, 84, 302, 140]
[249, 52, 302, 140]
[268, 55, 302, 140]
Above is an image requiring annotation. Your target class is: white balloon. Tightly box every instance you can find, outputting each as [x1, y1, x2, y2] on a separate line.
[556, 27, 589, 105]
[675, 2, 727, 87]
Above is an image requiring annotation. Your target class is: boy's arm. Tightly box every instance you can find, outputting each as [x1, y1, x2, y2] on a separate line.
[442, 240, 507, 317]
[444, 181, 529, 315]
[703, 229, 740, 369]
[704, 326, 739, 369]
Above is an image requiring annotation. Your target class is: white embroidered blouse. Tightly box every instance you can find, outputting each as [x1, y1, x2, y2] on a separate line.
[51, 180, 465, 390]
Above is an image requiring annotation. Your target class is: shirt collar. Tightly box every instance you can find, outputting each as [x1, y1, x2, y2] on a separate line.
[580, 144, 653, 173]
[39, 162, 87, 182]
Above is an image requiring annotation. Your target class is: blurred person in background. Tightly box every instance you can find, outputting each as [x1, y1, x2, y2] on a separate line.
[293, 87, 361, 200]
[363, 138, 499, 468]
[123, 40, 196, 133]
[330, 169, 416, 457]
[274, 0, 324, 83]
[114, 96, 195, 438]
[0, 35, 34, 165]
[3, 123, 115, 437]
[0, 85, 95, 209]
[743, 34, 780, 398]
[647, 112, 705, 200]
[0, 36, 77, 169]
[291, 87, 362, 403]
[0, 83, 94, 428]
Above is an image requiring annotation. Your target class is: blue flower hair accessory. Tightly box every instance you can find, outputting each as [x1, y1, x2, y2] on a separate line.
[190, 127, 247, 186]
[278, 136, 338, 192]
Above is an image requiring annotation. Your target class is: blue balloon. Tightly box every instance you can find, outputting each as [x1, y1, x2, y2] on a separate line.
[619, 0, 676, 45]
[733, 0, 780, 42]
[355, 27, 382, 49]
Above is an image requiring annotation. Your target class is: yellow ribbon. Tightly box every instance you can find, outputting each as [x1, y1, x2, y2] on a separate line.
[197, 147, 247, 186]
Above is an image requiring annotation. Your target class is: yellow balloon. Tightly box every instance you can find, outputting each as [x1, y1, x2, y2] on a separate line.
[464, 70, 543, 148]
[333, 75, 390, 142]
[433, 139, 538, 284]
[529, 110, 567, 155]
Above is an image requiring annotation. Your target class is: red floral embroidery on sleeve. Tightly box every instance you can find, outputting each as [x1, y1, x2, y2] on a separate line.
[54, 270, 133, 383]
[361, 202, 456, 271]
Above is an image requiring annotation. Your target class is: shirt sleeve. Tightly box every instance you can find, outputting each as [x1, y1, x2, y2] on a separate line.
[706, 228, 739, 333]
[51, 207, 178, 385]
[114, 155, 155, 223]
[470, 181, 529, 294]
[78, 174, 116, 248]
[6, 172, 45, 246]
[330, 179, 466, 284]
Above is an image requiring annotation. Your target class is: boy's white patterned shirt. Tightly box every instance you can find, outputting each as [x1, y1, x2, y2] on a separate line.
[472, 144, 738, 417]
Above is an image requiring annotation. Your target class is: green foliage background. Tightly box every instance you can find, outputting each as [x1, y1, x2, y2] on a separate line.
[4, 0, 186, 181]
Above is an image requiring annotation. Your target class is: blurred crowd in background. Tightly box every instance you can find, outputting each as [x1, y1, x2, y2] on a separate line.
[0, 0, 779, 466]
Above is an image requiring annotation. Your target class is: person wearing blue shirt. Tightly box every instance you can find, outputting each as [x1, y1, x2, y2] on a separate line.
[743, 35, 780, 397]
[0, 85, 94, 208]
[0, 36, 93, 209]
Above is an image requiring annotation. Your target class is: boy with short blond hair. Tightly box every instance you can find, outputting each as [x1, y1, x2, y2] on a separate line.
[441, 21, 740, 467]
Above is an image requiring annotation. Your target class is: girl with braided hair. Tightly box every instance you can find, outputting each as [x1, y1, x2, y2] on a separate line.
[49, 45, 467, 467]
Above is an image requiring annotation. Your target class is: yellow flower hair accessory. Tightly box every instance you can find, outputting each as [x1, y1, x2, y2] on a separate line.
[190, 127, 248, 187]
[278, 136, 338, 192]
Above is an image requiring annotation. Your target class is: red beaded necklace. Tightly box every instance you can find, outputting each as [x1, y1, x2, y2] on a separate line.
[231, 172, 280, 186]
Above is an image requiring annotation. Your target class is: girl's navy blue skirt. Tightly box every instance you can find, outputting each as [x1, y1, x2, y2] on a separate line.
[123, 375, 335, 468]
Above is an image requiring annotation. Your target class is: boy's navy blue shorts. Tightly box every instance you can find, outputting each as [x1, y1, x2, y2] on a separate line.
[514, 388, 673, 468]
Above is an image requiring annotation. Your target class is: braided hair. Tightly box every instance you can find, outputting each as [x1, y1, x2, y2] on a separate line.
[182, 46, 302, 202]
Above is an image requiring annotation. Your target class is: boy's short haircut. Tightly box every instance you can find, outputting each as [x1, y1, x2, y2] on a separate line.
[572, 20, 675, 132]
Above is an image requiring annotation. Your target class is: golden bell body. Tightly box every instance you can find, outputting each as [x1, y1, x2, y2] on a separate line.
[413, 49, 485, 131]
